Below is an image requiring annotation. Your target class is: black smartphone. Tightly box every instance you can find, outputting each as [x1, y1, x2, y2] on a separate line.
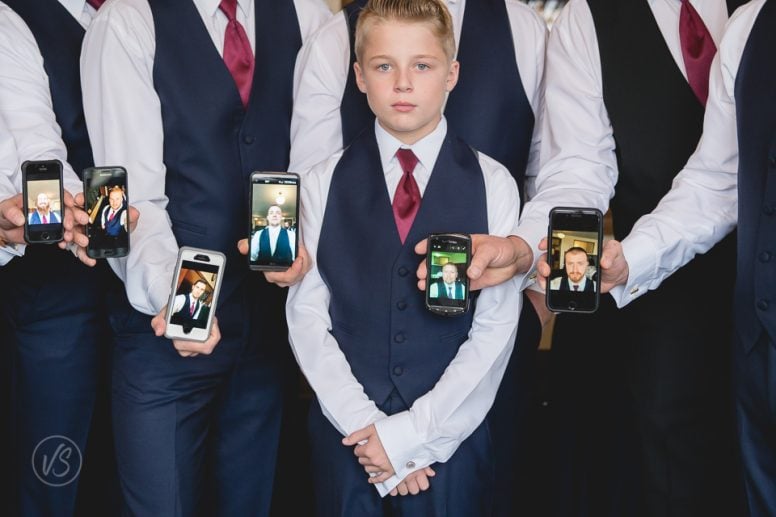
[22, 160, 65, 244]
[425, 233, 471, 316]
[165, 247, 226, 342]
[83, 166, 129, 258]
[546, 207, 604, 313]
[248, 172, 300, 271]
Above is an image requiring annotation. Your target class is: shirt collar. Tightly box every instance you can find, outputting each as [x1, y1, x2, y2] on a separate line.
[197, 0, 252, 18]
[58, 0, 87, 20]
[375, 117, 448, 174]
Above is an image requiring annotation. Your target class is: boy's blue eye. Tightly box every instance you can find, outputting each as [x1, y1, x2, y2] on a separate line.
[416, 63, 430, 71]
[377, 63, 391, 72]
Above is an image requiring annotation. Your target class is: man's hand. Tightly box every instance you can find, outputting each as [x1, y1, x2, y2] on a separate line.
[536, 237, 630, 294]
[0, 194, 26, 246]
[342, 424, 395, 484]
[151, 305, 222, 357]
[415, 234, 533, 291]
[56, 190, 95, 266]
[598, 239, 629, 292]
[236, 240, 312, 287]
[389, 466, 436, 496]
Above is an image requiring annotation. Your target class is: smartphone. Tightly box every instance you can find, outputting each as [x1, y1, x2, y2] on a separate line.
[22, 160, 64, 244]
[83, 166, 129, 258]
[425, 233, 472, 316]
[546, 207, 604, 313]
[165, 247, 226, 342]
[248, 172, 300, 271]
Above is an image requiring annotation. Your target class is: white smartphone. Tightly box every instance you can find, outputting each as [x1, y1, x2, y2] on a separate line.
[165, 247, 226, 342]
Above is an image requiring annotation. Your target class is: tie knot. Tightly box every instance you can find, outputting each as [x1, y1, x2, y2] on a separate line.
[219, 0, 238, 21]
[396, 148, 419, 175]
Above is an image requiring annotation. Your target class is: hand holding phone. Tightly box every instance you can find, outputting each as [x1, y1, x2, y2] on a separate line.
[248, 172, 299, 271]
[164, 247, 225, 343]
[22, 160, 64, 244]
[546, 207, 603, 313]
[425, 233, 471, 316]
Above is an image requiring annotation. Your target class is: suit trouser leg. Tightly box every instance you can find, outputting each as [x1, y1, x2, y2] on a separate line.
[734, 333, 776, 517]
[110, 301, 282, 517]
[490, 296, 542, 516]
[3, 248, 111, 517]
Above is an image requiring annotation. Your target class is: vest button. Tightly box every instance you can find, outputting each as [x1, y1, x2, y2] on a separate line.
[760, 251, 772, 263]
[392, 366, 403, 376]
[243, 135, 255, 145]
[764, 204, 775, 216]
[394, 333, 406, 343]
[770, 156, 776, 168]
[396, 300, 408, 310]
[398, 266, 409, 277]
[757, 299, 769, 311]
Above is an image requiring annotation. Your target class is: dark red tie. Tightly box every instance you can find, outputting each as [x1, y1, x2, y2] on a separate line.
[86, 0, 105, 9]
[679, 0, 716, 106]
[108, 210, 115, 222]
[393, 149, 421, 244]
[219, 0, 254, 108]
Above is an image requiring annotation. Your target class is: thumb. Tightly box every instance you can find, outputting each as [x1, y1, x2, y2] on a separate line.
[599, 240, 622, 270]
[414, 238, 428, 256]
[342, 427, 371, 446]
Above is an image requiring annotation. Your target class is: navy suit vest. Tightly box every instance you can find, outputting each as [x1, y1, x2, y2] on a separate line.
[734, 0, 776, 351]
[149, 0, 301, 307]
[5, 0, 94, 175]
[317, 127, 488, 407]
[341, 0, 534, 193]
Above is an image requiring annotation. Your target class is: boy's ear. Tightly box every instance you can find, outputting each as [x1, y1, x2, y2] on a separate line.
[354, 62, 368, 94]
[445, 60, 460, 92]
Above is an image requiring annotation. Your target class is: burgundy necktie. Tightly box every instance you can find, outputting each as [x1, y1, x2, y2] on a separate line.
[190, 300, 196, 316]
[219, 0, 254, 108]
[679, 0, 716, 106]
[42, 214, 48, 225]
[86, 0, 105, 9]
[392, 149, 421, 244]
[108, 210, 115, 222]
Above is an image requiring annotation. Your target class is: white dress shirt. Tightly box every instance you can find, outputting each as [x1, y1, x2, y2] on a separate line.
[514, 0, 734, 279]
[0, 1, 85, 263]
[249, 225, 297, 261]
[59, 0, 96, 28]
[609, 0, 764, 307]
[81, 0, 331, 315]
[288, 0, 547, 177]
[286, 117, 521, 496]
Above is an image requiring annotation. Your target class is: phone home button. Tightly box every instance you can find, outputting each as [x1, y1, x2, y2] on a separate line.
[568, 301, 578, 311]
[40, 232, 50, 241]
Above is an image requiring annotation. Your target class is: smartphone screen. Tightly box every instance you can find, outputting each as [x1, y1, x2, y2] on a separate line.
[84, 167, 129, 258]
[166, 248, 225, 342]
[23, 160, 64, 244]
[249, 172, 299, 271]
[426, 233, 471, 316]
[546, 207, 603, 313]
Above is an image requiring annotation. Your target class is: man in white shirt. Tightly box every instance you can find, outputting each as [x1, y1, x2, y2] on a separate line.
[80, 0, 330, 513]
[250, 204, 296, 263]
[434, 0, 747, 514]
[549, 247, 595, 292]
[0, 1, 122, 514]
[582, 2, 775, 514]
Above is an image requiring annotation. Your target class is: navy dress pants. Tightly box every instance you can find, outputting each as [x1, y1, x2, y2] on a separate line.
[735, 333, 776, 517]
[109, 287, 283, 517]
[2, 246, 116, 516]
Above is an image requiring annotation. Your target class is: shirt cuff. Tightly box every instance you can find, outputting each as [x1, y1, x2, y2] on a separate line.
[0, 243, 25, 265]
[608, 232, 657, 308]
[512, 223, 545, 291]
[373, 411, 432, 495]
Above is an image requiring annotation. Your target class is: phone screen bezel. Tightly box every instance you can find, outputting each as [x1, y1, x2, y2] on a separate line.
[83, 166, 129, 259]
[248, 172, 300, 272]
[23, 160, 65, 244]
[425, 233, 472, 316]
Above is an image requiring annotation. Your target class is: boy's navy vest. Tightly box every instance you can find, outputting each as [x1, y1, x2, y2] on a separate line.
[587, 0, 741, 308]
[149, 0, 301, 308]
[317, 127, 488, 407]
[4, 0, 93, 175]
[734, 0, 776, 351]
[341, 0, 534, 193]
